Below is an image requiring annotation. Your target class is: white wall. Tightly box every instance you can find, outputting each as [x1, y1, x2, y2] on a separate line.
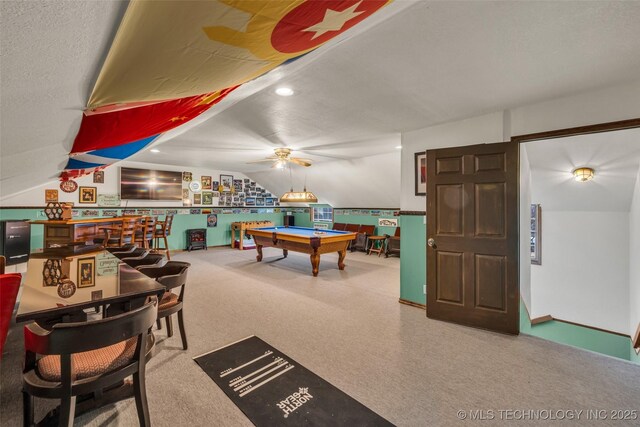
[511, 79, 640, 136]
[247, 151, 401, 208]
[530, 211, 630, 334]
[400, 111, 505, 211]
[520, 145, 532, 314]
[0, 160, 271, 207]
[630, 169, 640, 337]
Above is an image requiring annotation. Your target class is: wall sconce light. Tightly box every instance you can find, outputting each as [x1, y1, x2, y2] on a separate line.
[572, 167, 595, 182]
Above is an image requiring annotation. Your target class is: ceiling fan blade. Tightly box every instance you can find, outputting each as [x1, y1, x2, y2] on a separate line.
[246, 158, 278, 164]
[290, 158, 312, 167]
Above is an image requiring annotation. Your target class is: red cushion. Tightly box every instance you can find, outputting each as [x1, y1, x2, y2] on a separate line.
[0, 273, 22, 357]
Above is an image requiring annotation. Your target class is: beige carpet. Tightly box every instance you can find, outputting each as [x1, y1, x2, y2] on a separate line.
[1, 247, 639, 426]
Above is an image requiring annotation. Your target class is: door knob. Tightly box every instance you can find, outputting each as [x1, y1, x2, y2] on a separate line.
[427, 238, 436, 248]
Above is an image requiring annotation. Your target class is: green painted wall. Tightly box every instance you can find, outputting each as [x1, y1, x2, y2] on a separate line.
[399, 215, 426, 305]
[520, 301, 636, 363]
[0, 208, 284, 252]
[631, 344, 640, 363]
[288, 205, 399, 235]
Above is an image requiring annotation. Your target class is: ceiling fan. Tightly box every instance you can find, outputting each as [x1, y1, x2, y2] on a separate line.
[247, 148, 312, 169]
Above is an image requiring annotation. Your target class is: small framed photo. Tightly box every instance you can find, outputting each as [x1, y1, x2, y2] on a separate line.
[93, 170, 105, 184]
[201, 176, 212, 190]
[220, 174, 233, 192]
[414, 152, 427, 196]
[202, 192, 213, 205]
[194, 193, 202, 204]
[79, 187, 97, 204]
[256, 197, 265, 206]
[245, 197, 256, 206]
[183, 171, 193, 182]
[45, 189, 58, 203]
[265, 197, 276, 207]
[78, 257, 95, 288]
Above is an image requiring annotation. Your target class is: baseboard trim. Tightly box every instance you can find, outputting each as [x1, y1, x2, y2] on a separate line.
[531, 315, 553, 325]
[522, 300, 630, 338]
[398, 298, 426, 310]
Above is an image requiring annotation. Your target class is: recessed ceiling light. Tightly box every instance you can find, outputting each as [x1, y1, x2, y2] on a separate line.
[275, 87, 294, 97]
[150, 149, 160, 153]
[395, 145, 402, 149]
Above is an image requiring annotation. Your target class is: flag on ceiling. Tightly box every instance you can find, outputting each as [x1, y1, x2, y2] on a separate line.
[63, 0, 391, 178]
[61, 135, 160, 180]
[87, 0, 390, 110]
[70, 86, 238, 154]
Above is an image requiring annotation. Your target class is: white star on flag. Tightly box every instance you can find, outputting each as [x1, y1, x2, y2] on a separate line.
[303, 1, 364, 40]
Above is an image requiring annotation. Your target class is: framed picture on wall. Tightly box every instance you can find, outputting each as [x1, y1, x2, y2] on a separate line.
[202, 192, 213, 205]
[79, 187, 97, 204]
[201, 176, 212, 190]
[220, 174, 233, 192]
[414, 152, 426, 195]
[93, 170, 104, 184]
[78, 257, 95, 288]
[194, 193, 202, 205]
[45, 189, 58, 203]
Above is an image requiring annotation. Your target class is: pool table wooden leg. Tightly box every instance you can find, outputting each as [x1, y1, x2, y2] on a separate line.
[310, 253, 320, 277]
[338, 250, 347, 270]
[283, 249, 288, 258]
[256, 245, 263, 262]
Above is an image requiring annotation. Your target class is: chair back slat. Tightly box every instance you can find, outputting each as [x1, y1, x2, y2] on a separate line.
[163, 214, 174, 236]
[358, 225, 375, 235]
[344, 224, 359, 232]
[24, 301, 157, 355]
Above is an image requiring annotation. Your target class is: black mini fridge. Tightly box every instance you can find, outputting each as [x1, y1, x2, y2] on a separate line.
[0, 220, 31, 265]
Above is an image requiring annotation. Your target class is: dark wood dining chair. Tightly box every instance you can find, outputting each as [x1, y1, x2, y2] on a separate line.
[137, 262, 190, 350]
[153, 214, 174, 260]
[113, 248, 148, 260]
[332, 223, 347, 231]
[352, 225, 375, 252]
[122, 253, 164, 270]
[385, 227, 401, 257]
[22, 300, 157, 427]
[1, 273, 22, 358]
[106, 244, 136, 254]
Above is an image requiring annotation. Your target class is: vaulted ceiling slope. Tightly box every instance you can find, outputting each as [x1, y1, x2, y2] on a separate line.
[3, 1, 640, 205]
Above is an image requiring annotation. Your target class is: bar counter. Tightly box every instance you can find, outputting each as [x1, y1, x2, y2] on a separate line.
[31, 217, 139, 248]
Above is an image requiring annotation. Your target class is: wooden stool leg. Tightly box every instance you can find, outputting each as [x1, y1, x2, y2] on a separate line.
[164, 236, 170, 260]
[22, 391, 33, 427]
[59, 395, 76, 427]
[166, 316, 173, 337]
[156, 319, 162, 330]
[133, 362, 151, 427]
[178, 310, 188, 350]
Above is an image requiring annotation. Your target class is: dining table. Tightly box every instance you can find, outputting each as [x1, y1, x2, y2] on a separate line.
[16, 245, 165, 326]
[15, 245, 166, 423]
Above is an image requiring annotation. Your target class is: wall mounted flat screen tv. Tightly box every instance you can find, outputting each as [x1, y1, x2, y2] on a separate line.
[120, 167, 182, 200]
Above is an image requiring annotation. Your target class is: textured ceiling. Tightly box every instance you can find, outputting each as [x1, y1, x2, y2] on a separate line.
[527, 128, 640, 212]
[2, 1, 640, 202]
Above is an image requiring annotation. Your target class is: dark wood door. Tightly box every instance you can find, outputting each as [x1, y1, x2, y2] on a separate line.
[426, 142, 519, 334]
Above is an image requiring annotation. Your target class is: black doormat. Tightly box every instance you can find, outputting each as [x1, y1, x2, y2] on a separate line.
[194, 336, 393, 426]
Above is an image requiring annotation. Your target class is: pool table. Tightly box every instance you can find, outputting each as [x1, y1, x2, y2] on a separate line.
[246, 226, 357, 277]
